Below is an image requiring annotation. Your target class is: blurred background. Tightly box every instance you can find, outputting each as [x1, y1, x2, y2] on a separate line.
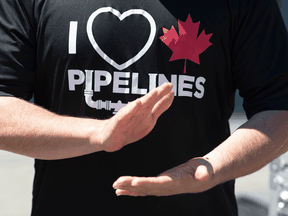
[0, 1, 287, 215]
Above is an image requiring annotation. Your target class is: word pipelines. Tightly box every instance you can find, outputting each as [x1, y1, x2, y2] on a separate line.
[68, 69, 206, 113]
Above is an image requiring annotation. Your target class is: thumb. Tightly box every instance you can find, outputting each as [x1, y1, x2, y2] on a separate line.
[194, 165, 209, 181]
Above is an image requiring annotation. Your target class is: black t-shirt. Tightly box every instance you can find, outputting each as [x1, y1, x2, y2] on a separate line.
[0, 0, 288, 215]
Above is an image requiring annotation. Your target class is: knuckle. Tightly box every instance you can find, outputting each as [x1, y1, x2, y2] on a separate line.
[131, 179, 142, 187]
[134, 99, 143, 109]
[117, 178, 126, 185]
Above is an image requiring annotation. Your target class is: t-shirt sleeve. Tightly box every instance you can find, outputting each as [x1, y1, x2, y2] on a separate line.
[0, 0, 36, 101]
[232, 0, 288, 119]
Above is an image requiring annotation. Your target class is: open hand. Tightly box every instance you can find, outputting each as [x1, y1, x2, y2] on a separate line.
[112, 157, 214, 196]
[99, 83, 174, 152]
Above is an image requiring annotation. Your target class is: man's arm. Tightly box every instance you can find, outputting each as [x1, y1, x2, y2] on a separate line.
[206, 110, 288, 186]
[0, 83, 174, 160]
[113, 110, 288, 196]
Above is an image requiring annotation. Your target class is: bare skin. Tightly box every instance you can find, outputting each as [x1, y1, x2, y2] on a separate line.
[113, 157, 213, 196]
[113, 110, 288, 196]
[0, 83, 174, 160]
[1, 82, 287, 197]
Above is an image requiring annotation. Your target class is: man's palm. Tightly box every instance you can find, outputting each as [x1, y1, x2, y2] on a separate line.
[100, 83, 174, 152]
[113, 157, 214, 196]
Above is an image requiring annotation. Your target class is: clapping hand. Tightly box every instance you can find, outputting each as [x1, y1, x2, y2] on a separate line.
[98, 83, 174, 152]
[113, 157, 214, 196]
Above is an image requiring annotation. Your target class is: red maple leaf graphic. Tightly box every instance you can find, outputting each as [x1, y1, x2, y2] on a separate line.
[159, 14, 213, 73]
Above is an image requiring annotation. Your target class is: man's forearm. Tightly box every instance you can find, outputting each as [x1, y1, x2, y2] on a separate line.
[205, 110, 288, 187]
[0, 97, 104, 160]
[112, 110, 288, 197]
[0, 83, 174, 160]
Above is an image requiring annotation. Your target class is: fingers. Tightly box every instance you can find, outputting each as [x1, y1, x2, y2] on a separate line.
[113, 176, 152, 189]
[112, 176, 135, 188]
[118, 83, 173, 138]
[114, 83, 173, 126]
[113, 176, 173, 196]
[151, 90, 174, 120]
[115, 189, 141, 197]
[103, 83, 174, 151]
[139, 83, 173, 110]
[128, 82, 174, 121]
[137, 82, 174, 124]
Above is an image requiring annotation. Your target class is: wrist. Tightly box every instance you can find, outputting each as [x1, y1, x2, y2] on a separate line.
[84, 118, 107, 152]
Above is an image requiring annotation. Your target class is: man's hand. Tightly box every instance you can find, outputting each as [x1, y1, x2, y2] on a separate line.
[98, 83, 174, 152]
[0, 83, 173, 159]
[112, 157, 214, 196]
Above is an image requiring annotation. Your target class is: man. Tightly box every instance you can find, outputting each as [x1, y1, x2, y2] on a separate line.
[0, 0, 287, 215]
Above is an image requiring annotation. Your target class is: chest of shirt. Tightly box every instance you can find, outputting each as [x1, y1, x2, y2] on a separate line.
[31, 0, 237, 117]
